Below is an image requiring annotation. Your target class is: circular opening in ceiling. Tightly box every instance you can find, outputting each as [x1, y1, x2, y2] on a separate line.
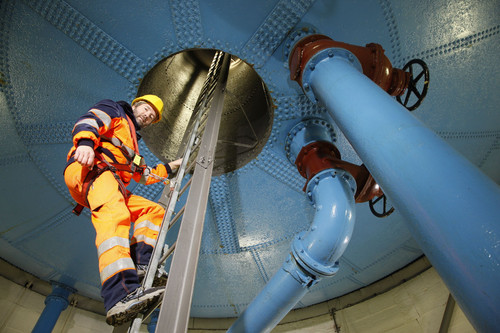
[137, 49, 273, 176]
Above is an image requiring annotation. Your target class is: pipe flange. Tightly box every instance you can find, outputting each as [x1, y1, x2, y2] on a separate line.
[301, 47, 363, 103]
[292, 232, 340, 277]
[284, 118, 336, 165]
[306, 169, 357, 204]
[283, 254, 318, 287]
[282, 25, 318, 66]
[285, 121, 306, 164]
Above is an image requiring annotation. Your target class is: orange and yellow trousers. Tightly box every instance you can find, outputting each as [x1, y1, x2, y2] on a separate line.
[64, 162, 164, 310]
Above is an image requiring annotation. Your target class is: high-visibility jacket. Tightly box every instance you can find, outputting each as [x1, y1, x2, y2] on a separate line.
[66, 99, 170, 195]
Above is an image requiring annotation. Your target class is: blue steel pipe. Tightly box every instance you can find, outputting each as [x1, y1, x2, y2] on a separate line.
[32, 282, 75, 333]
[147, 309, 160, 333]
[293, 169, 356, 278]
[298, 48, 500, 333]
[228, 121, 356, 333]
[227, 257, 312, 333]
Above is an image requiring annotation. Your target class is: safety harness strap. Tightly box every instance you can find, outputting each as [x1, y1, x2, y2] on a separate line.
[71, 114, 143, 216]
[71, 158, 130, 216]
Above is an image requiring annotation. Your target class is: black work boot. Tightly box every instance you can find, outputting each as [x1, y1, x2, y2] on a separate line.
[106, 286, 164, 326]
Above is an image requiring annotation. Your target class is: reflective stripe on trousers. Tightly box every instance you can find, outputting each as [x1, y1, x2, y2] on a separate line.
[65, 162, 165, 285]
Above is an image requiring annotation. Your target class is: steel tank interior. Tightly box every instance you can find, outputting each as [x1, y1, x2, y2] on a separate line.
[0, 0, 499, 320]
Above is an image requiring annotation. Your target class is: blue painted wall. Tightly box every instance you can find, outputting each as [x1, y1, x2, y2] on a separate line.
[0, 0, 498, 319]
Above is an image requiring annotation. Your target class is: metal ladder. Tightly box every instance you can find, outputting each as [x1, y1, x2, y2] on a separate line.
[114, 50, 231, 333]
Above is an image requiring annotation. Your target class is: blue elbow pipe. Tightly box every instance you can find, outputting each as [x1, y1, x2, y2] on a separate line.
[292, 169, 356, 278]
[294, 45, 500, 333]
[32, 282, 75, 333]
[229, 121, 356, 333]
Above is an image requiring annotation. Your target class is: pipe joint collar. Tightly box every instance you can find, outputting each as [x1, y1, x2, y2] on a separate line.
[306, 169, 357, 205]
[292, 232, 340, 277]
[46, 281, 76, 307]
[45, 294, 70, 309]
[301, 48, 362, 103]
[283, 254, 319, 287]
[285, 118, 336, 165]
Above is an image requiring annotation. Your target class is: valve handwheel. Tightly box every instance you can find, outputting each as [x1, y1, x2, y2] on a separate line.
[369, 194, 395, 218]
[396, 59, 429, 111]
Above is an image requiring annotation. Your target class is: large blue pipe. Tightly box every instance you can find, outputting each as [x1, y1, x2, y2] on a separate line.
[297, 47, 500, 333]
[32, 282, 75, 333]
[228, 121, 356, 333]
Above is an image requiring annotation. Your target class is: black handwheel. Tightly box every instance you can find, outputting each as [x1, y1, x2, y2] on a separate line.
[396, 59, 429, 111]
[369, 194, 395, 218]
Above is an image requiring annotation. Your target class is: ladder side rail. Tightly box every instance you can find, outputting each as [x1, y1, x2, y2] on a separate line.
[142, 51, 226, 291]
[126, 97, 213, 333]
[141, 101, 209, 290]
[119, 51, 226, 333]
[154, 52, 231, 333]
[157, 106, 204, 208]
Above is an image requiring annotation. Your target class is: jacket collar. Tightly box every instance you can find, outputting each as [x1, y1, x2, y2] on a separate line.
[118, 101, 142, 140]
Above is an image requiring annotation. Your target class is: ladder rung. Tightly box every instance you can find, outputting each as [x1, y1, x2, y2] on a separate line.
[192, 135, 203, 152]
[178, 178, 193, 198]
[195, 117, 208, 137]
[168, 206, 185, 229]
[187, 146, 201, 167]
[159, 241, 176, 265]
[184, 160, 196, 177]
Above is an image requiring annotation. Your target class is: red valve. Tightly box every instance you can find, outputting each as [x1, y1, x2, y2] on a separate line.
[295, 141, 383, 203]
[289, 34, 410, 97]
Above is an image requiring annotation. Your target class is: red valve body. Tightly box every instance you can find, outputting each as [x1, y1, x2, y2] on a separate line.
[289, 34, 409, 96]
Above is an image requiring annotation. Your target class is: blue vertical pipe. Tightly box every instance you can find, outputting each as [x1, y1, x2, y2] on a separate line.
[298, 48, 500, 333]
[227, 256, 313, 333]
[228, 121, 356, 333]
[32, 282, 75, 333]
[147, 309, 160, 333]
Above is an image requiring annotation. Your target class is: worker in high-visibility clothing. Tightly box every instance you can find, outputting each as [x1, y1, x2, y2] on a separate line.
[64, 95, 181, 326]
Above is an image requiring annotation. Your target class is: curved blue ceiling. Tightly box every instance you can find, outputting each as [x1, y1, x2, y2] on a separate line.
[1, 0, 499, 318]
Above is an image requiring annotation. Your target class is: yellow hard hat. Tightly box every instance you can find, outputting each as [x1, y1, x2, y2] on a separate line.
[132, 94, 164, 123]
